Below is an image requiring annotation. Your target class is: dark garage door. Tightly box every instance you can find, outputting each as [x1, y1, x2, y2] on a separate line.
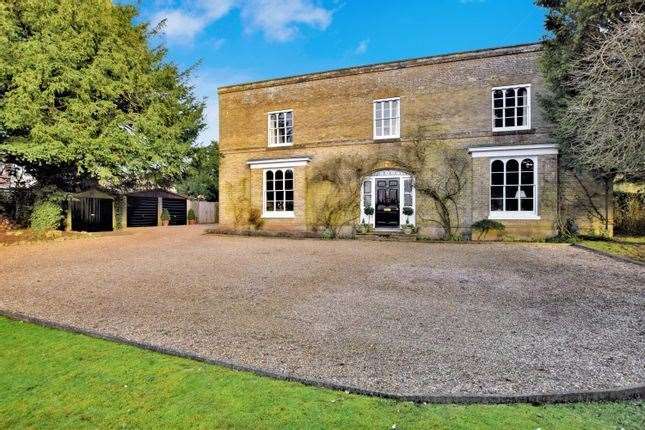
[162, 198, 187, 225]
[127, 197, 158, 227]
[72, 198, 113, 232]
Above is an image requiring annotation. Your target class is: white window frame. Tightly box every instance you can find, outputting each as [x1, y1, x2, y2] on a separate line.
[267, 109, 294, 147]
[373, 97, 400, 140]
[488, 157, 539, 220]
[491, 84, 531, 132]
[262, 168, 295, 219]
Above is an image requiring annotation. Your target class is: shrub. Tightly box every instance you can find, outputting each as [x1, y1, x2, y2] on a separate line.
[187, 208, 197, 221]
[30, 201, 62, 231]
[161, 208, 171, 221]
[614, 191, 644, 235]
[355, 222, 373, 234]
[471, 219, 505, 240]
[247, 207, 265, 230]
[320, 227, 335, 240]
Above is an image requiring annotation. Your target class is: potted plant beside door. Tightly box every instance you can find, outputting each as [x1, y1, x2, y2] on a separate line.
[401, 207, 415, 235]
[161, 208, 171, 226]
[362, 206, 375, 233]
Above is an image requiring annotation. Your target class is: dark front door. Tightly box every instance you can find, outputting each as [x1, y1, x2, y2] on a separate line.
[375, 179, 400, 228]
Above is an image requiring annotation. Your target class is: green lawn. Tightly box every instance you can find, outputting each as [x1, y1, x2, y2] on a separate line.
[0, 317, 642, 429]
[579, 236, 644, 262]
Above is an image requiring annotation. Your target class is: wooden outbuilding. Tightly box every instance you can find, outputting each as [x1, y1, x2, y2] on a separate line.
[67, 189, 115, 232]
[125, 189, 188, 227]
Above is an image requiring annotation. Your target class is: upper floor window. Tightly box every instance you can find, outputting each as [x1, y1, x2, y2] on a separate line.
[268, 110, 293, 147]
[490, 157, 537, 219]
[374, 98, 400, 139]
[492, 85, 531, 132]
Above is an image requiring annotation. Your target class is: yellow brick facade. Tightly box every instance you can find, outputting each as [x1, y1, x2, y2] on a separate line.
[218, 44, 611, 238]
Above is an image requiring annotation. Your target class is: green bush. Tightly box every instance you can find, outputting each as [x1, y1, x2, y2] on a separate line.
[320, 227, 335, 240]
[30, 201, 62, 231]
[471, 219, 505, 240]
[187, 208, 197, 221]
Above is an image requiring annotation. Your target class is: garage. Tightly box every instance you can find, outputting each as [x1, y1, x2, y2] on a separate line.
[126, 196, 158, 227]
[162, 198, 187, 225]
[70, 189, 114, 232]
[126, 189, 188, 228]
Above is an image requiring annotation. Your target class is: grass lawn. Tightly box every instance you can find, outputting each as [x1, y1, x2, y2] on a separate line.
[579, 236, 644, 262]
[0, 317, 642, 429]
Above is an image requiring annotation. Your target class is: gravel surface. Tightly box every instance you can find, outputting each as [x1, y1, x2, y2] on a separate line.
[1, 226, 643, 396]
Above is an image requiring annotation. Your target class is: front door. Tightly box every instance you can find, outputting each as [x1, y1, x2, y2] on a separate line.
[375, 179, 400, 228]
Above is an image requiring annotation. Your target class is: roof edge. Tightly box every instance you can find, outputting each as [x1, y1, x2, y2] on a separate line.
[218, 42, 542, 94]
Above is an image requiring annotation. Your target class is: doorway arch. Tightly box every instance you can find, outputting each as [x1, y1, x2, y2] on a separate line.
[360, 170, 415, 229]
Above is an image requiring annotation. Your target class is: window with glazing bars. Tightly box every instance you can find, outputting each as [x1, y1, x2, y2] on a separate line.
[265, 169, 294, 213]
[490, 158, 536, 214]
[268, 110, 293, 146]
[492, 86, 530, 131]
[374, 98, 400, 139]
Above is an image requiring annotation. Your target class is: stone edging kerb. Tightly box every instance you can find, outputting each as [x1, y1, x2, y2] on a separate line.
[2, 310, 642, 405]
[572, 243, 644, 267]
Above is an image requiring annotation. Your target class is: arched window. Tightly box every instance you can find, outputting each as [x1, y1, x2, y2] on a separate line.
[490, 158, 536, 218]
[265, 168, 294, 215]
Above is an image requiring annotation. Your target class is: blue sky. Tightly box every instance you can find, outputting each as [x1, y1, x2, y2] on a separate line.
[129, 0, 548, 144]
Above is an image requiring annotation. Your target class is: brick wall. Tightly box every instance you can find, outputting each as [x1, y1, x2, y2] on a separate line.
[219, 45, 550, 154]
[218, 44, 611, 238]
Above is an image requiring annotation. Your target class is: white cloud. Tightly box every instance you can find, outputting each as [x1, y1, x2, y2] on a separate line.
[151, 0, 236, 43]
[354, 39, 369, 55]
[240, 0, 332, 42]
[150, 0, 332, 43]
[151, 9, 209, 41]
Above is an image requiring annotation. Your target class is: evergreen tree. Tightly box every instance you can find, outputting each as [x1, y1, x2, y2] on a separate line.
[0, 0, 205, 191]
[537, 0, 644, 181]
[176, 141, 219, 201]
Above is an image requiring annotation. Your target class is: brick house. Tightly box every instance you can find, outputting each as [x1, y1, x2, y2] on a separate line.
[218, 43, 610, 238]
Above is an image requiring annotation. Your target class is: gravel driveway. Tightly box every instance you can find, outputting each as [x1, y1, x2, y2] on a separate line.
[1, 226, 643, 396]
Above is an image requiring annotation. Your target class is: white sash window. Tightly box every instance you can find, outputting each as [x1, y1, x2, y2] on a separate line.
[268, 110, 293, 147]
[492, 85, 531, 132]
[373, 98, 400, 139]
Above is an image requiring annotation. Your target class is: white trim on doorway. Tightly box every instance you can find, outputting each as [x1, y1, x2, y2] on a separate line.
[360, 169, 415, 230]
